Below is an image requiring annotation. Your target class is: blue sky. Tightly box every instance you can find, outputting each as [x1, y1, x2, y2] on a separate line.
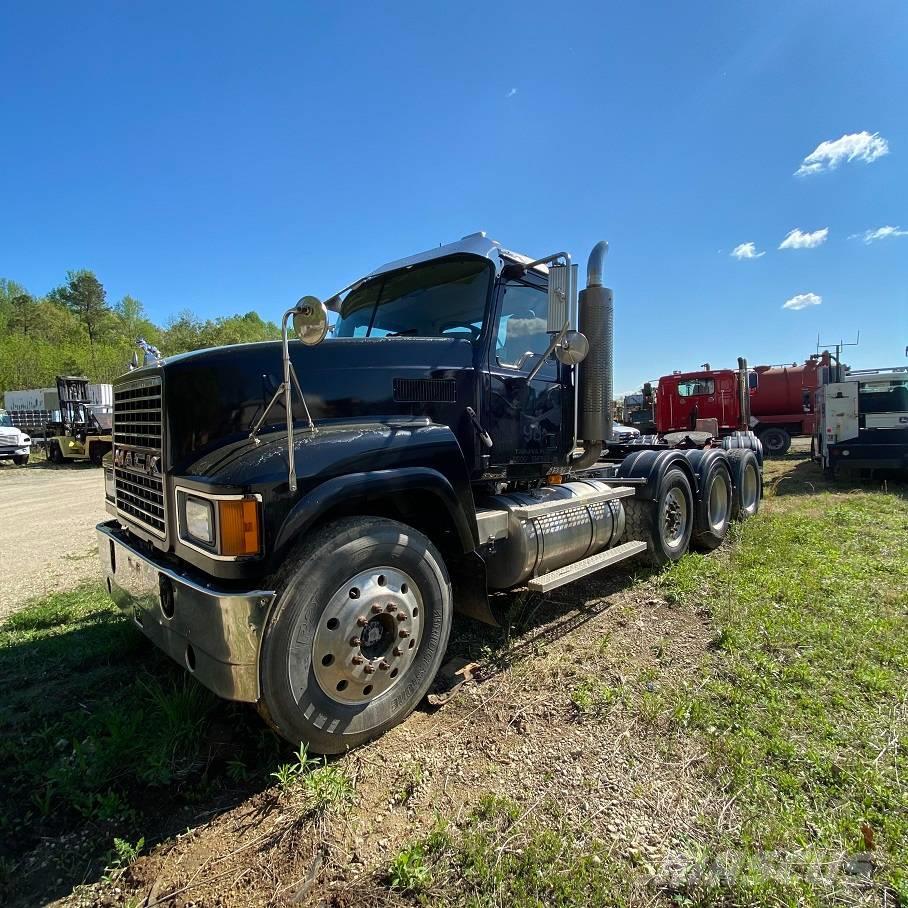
[1, 1, 905, 392]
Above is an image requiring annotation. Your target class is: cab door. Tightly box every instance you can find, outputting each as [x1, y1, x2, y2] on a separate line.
[481, 275, 570, 477]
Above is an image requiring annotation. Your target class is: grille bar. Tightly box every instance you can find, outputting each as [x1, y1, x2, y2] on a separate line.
[113, 376, 166, 538]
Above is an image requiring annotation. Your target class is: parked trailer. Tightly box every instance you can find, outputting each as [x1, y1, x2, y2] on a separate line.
[96, 234, 762, 753]
[4, 383, 113, 411]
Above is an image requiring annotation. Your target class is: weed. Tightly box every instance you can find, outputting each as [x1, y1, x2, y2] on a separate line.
[570, 678, 619, 717]
[269, 742, 354, 811]
[101, 835, 144, 884]
[388, 844, 432, 893]
[300, 762, 354, 812]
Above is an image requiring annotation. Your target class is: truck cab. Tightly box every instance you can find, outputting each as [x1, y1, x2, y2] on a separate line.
[97, 233, 762, 753]
[0, 409, 31, 465]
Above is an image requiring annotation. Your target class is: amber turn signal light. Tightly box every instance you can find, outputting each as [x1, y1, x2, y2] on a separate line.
[218, 498, 261, 556]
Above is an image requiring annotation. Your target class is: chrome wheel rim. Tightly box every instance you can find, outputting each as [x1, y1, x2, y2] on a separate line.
[708, 472, 730, 533]
[741, 464, 759, 513]
[662, 487, 688, 549]
[311, 566, 423, 705]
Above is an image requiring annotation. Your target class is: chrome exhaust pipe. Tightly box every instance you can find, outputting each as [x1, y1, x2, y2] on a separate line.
[573, 242, 613, 470]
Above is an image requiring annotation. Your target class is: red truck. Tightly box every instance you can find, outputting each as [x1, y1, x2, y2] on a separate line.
[651, 354, 831, 455]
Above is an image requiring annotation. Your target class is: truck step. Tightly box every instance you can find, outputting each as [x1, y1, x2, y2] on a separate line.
[526, 540, 648, 593]
[511, 485, 636, 520]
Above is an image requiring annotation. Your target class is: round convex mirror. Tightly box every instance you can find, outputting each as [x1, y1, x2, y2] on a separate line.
[554, 330, 589, 365]
[293, 296, 329, 346]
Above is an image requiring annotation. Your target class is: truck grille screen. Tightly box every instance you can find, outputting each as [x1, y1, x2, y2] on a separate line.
[113, 376, 166, 537]
[393, 378, 457, 403]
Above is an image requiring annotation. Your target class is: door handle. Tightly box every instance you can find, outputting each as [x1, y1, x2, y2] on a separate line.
[466, 407, 493, 449]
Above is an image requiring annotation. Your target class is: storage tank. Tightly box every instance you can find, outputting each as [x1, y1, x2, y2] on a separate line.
[751, 355, 827, 418]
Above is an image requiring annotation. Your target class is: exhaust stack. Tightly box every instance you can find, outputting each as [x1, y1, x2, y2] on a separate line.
[573, 241, 613, 470]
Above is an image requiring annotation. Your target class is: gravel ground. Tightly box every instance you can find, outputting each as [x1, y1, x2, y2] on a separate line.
[0, 462, 106, 620]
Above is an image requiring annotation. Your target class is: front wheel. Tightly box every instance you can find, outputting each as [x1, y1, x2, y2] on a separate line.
[258, 517, 453, 753]
[759, 427, 791, 457]
[13, 454, 29, 466]
[47, 442, 63, 464]
[625, 467, 694, 567]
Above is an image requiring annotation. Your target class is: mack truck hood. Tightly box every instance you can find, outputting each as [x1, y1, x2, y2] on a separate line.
[125, 337, 477, 473]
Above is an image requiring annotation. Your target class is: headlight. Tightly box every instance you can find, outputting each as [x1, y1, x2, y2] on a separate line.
[104, 467, 115, 502]
[184, 496, 215, 544]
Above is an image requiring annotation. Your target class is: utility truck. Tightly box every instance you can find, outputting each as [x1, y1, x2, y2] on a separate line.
[96, 234, 762, 753]
[814, 366, 908, 476]
[0, 409, 31, 465]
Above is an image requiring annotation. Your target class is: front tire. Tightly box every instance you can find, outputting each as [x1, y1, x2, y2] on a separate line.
[47, 442, 63, 464]
[625, 467, 694, 567]
[13, 454, 29, 466]
[258, 517, 453, 753]
[759, 427, 791, 457]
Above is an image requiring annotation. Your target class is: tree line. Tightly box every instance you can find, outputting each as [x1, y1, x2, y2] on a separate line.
[0, 271, 281, 394]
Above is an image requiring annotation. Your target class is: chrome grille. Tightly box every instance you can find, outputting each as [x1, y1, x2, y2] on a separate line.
[113, 376, 166, 537]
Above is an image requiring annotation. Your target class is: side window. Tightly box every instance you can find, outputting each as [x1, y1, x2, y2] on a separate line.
[496, 283, 549, 369]
[677, 378, 715, 397]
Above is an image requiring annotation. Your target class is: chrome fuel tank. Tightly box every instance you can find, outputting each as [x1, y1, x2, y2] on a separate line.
[483, 480, 626, 590]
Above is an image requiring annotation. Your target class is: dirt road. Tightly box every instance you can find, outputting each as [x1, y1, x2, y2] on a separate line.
[0, 463, 106, 620]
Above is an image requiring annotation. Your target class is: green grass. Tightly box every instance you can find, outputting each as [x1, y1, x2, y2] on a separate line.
[0, 582, 282, 895]
[385, 796, 633, 906]
[655, 488, 908, 904]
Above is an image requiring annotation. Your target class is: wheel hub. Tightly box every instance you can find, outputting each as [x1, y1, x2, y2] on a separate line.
[662, 488, 688, 548]
[311, 567, 423, 705]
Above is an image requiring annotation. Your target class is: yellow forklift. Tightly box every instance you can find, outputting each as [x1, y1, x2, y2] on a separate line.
[45, 376, 113, 466]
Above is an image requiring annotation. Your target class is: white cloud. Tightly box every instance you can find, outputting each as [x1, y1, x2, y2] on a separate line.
[849, 225, 908, 244]
[505, 87, 518, 98]
[782, 292, 822, 311]
[778, 227, 829, 250]
[730, 241, 765, 260]
[795, 131, 889, 176]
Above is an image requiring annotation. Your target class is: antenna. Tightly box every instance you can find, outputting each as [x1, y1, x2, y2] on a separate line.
[816, 332, 859, 381]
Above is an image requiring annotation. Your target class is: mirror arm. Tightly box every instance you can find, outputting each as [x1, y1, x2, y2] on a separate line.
[526, 319, 570, 383]
[248, 306, 317, 493]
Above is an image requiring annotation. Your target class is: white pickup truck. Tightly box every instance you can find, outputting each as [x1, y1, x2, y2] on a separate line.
[0, 410, 32, 465]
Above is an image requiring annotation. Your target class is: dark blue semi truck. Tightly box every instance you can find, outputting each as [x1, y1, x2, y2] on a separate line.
[97, 233, 762, 752]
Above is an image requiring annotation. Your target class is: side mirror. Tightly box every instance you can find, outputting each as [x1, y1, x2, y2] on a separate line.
[554, 330, 589, 365]
[293, 296, 329, 346]
[547, 263, 578, 332]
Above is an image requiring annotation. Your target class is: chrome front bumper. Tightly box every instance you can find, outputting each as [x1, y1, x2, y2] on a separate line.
[97, 521, 276, 702]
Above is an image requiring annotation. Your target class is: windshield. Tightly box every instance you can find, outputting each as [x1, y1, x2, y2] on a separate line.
[859, 379, 908, 413]
[0, 412, 12, 428]
[334, 255, 490, 340]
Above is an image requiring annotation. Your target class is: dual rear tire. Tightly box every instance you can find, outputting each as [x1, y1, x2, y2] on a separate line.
[626, 449, 761, 567]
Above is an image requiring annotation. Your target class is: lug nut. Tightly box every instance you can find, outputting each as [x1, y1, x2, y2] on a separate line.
[351, 655, 364, 665]
[350, 637, 361, 647]
[393, 646, 403, 657]
[371, 603, 383, 614]
[396, 612, 407, 622]
[356, 616, 368, 627]
[386, 603, 397, 612]
[398, 629, 410, 639]
[364, 664, 376, 674]
[378, 660, 391, 671]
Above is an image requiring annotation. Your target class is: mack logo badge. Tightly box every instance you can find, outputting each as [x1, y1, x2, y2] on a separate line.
[114, 448, 160, 475]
